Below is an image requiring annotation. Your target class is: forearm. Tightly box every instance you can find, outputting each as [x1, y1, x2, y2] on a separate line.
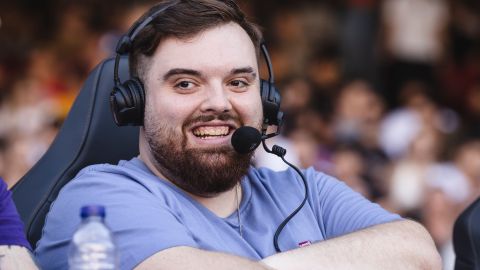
[262, 220, 441, 270]
[135, 246, 273, 270]
[0, 245, 39, 270]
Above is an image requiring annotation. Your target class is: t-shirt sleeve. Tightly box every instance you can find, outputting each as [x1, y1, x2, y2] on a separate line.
[0, 179, 31, 250]
[35, 170, 197, 270]
[309, 169, 402, 239]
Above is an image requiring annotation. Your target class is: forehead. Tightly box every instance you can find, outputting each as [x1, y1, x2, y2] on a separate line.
[149, 22, 258, 74]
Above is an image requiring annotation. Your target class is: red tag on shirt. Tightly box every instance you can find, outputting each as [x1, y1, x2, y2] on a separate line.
[298, 240, 312, 247]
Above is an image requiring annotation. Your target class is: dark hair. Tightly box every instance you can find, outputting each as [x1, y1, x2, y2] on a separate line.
[129, 0, 263, 79]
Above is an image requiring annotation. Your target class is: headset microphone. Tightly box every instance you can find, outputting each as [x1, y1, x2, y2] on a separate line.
[231, 126, 291, 155]
[231, 126, 262, 154]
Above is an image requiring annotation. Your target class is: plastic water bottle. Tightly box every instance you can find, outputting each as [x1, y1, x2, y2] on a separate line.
[68, 205, 118, 270]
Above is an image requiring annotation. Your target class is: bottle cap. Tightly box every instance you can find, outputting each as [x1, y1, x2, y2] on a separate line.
[80, 205, 106, 219]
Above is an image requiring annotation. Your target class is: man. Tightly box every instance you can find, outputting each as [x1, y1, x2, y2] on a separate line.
[35, 1, 441, 269]
[0, 178, 38, 269]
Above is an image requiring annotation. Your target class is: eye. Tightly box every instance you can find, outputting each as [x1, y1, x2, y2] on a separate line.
[174, 80, 196, 90]
[229, 80, 249, 88]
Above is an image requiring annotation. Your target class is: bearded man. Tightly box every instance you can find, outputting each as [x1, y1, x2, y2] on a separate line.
[35, 1, 441, 269]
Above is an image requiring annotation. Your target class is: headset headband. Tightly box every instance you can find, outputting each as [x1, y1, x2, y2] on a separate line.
[116, 0, 181, 55]
[260, 43, 274, 85]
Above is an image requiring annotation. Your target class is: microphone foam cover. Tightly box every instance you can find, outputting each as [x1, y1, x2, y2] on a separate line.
[231, 126, 262, 154]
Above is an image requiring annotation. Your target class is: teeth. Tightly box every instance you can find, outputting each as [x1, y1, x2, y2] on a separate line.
[193, 126, 229, 138]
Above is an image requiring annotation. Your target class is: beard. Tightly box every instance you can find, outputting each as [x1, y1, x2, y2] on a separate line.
[144, 111, 261, 197]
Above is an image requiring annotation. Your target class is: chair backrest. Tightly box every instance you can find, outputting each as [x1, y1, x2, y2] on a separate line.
[11, 57, 139, 248]
[453, 197, 480, 270]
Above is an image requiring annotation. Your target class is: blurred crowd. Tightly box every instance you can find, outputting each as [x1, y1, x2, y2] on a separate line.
[1, 0, 479, 268]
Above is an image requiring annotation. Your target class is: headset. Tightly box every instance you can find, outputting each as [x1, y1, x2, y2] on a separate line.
[110, 0, 283, 130]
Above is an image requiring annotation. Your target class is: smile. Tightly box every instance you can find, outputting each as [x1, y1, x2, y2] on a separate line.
[192, 126, 231, 139]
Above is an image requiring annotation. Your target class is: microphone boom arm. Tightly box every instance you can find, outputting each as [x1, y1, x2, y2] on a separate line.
[261, 136, 309, 253]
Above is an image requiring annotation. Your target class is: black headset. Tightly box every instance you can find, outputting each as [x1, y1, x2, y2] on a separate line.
[110, 0, 283, 128]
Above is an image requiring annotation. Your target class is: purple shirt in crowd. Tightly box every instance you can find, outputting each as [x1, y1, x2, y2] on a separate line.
[0, 178, 31, 250]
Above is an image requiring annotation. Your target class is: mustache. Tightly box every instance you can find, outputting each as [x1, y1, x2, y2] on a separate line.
[183, 113, 242, 127]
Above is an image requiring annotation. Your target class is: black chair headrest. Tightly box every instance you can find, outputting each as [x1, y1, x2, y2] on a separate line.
[12, 57, 139, 247]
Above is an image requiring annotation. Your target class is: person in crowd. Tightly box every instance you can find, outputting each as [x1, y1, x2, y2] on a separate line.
[380, 0, 448, 108]
[35, 1, 441, 269]
[0, 178, 38, 269]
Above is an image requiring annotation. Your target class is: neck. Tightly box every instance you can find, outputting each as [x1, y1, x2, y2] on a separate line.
[191, 183, 241, 218]
[139, 131, 242, 218]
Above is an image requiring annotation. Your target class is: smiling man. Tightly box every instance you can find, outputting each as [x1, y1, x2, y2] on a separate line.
[35, 1, 441, 269]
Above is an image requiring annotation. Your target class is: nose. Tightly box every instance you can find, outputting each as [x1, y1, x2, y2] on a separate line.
[199, 83, 232, 113]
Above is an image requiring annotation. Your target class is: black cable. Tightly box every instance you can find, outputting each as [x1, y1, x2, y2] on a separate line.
[262, 140, 309, 252]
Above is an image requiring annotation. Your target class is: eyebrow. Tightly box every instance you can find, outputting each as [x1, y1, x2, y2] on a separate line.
[162, 66, 257, 81]
[163, 68, 203, 81]
[230, 67, 257, 79]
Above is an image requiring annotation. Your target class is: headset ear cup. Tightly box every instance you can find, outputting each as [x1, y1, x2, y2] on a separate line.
[110, 84, 131, 126]
[109, 78, 145, 126]
[134, 78, 146, 110]
[260, 79, 283, 126]
[128, 77, 145, 125]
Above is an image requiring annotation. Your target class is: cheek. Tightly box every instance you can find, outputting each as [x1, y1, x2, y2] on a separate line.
[233, 93, 263, 124]
[146, 94, 196, 129]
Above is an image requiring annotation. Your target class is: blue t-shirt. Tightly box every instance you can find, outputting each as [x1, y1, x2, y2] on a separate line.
[35, 158, 400, 270]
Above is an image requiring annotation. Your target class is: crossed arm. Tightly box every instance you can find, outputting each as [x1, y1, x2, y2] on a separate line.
[135, 219, 441, 270]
